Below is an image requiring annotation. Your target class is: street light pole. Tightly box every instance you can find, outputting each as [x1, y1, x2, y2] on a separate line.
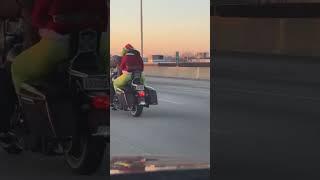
[140, 0, 143, 58]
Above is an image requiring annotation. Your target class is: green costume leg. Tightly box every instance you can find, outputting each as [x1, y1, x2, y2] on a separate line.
[11, 37, 69, 93]
[141, 73, 146, 85]
[113, 73, 147, 91]
[113, 73, 132, 90]
[12, 32, 108, 93]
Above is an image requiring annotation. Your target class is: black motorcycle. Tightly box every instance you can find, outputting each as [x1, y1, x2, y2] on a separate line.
[3, 27, 109, 174]
[111, 71, 158, 117]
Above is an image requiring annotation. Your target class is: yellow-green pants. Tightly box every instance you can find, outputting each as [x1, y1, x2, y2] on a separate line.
[113, 72, 145, 90]
[11, 32, 108, 93]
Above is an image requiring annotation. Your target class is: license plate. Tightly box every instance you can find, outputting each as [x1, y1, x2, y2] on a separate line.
[136, 85, 144, 90]
[139, 101, 146, 106]
[83, 77, 108, 90]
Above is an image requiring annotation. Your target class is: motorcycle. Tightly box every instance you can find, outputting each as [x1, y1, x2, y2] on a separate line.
[111, 69, 158, 117]
[3, 26, 109, 174]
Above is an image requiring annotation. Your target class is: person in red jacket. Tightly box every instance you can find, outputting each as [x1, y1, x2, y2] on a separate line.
[120, 44, 144, 72]
[0, 0, 108, 153]
[113, 44, 145, 90]
[11, 0, 108, 92]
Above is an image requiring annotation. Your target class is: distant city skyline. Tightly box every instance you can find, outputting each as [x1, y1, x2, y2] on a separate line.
[111, 50, 210, 57]
[110, 0, 210, 56]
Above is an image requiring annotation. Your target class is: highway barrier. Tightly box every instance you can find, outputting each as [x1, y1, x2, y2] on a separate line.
[144, 64, 210, 80]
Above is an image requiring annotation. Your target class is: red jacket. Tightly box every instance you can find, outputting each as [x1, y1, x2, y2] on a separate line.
[120, 53, 144, 73]
[32, 0, 107, 34]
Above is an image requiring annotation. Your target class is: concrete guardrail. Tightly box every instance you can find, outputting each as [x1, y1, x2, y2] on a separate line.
[144, 65, 210, 80]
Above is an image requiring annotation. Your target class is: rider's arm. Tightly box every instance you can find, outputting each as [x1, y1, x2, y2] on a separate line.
[0, 0, 20, 18]
[119, 57, 127, 72]
[117, 66, 122, 76]
[140, 57, 144, 71]
[31, 0, 51, 28]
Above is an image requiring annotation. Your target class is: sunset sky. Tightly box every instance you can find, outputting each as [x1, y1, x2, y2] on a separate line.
[110, 0, 210, 57]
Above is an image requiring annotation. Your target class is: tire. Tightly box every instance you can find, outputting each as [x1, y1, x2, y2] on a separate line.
[130, 105, 143, 117]
[64, 135, 106, 175]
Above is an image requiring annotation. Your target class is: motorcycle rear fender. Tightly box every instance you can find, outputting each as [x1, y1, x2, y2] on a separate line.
[87, 108, 109, 140]
[18, 83, 76, 138]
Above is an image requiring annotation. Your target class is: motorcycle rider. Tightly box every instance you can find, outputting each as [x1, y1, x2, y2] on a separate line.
[111, 55, 122, 79]
[0, 0, 108, 153]
[12, 0, 107, 92]
[113, 44, 145, 91]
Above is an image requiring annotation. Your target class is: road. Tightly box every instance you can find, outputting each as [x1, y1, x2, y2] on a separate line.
[0, 147, 108, 177]
[0, 76, 210, 177]
[111, 77, 211, 164]
[214, 54, 320, 179]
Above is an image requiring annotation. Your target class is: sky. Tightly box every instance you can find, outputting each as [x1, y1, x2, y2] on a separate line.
[110, 0, 210, 57]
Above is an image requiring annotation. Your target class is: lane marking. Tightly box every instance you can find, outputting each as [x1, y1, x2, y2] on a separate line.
[158, 98, 183, 105]
[159, 88, 209, 95]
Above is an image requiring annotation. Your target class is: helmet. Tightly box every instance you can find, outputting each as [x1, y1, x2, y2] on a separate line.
[121, 43, 135, 56]
[110, 55, 122, 68]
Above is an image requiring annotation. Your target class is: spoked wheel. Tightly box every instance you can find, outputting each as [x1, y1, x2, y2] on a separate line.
[130, 105, 143, 117]
[64, 134, 106, 175]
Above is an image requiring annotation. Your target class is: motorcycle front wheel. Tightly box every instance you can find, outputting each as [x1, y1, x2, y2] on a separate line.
[64, 134, 106, 175]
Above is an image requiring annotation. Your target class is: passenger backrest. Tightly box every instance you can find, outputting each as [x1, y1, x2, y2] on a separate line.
[69, 29, 101, 74]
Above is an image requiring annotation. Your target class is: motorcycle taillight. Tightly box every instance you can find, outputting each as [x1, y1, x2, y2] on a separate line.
[137, 91, 145, 97]
[91, 95, 110, 110]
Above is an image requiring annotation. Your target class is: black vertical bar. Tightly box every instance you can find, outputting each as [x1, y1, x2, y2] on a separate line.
[2, 19, 6, 64]
[210, 0, 215, 178]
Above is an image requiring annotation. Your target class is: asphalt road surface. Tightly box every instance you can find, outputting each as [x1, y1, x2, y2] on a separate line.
[111, 77, 211, 163]
[0, 76, 210, 177]
[214, 54, 320, 179]
[0, 147, 108, 177]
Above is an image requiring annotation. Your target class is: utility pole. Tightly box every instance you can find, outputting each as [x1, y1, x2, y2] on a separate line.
[140, 0, 144, 58]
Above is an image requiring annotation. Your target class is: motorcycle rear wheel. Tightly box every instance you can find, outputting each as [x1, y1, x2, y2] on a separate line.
[64, 134, 106, 175]
[130, 105, 143, 117]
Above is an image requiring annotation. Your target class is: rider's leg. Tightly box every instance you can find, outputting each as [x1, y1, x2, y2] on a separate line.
[141, 73, 146, 85]
[113, 72, 146, 90]
[6, 37, 68, 153]
[11, 37, 69, 93]
[113, 73, 132, 90]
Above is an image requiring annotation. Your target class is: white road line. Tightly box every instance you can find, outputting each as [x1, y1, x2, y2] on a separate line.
[155, 88, 210, 97]
[160, 88, 209, 95]
[158, 98, 183, 105]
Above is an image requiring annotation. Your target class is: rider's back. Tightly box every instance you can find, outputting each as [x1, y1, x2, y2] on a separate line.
[120, 51, 144, 73]
[32, 0, 107, 34]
